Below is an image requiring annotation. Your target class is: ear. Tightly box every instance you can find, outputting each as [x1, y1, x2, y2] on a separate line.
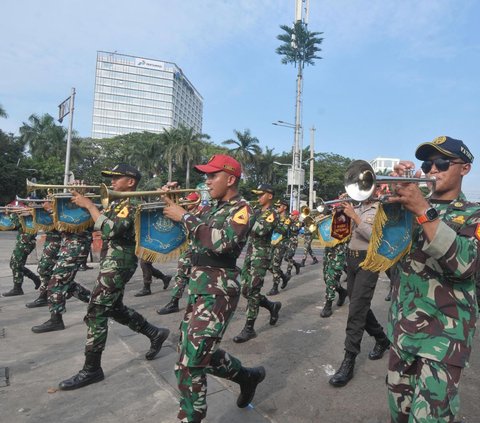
[226, 174, 237, 187]
[460, 163, 471, 177]
[127, 177, 137, 188]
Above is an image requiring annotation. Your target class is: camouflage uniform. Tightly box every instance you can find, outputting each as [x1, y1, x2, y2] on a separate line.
[387, 194, 480, 422]
[47, 230, 92, 314]
[241, 206, 278, 321]
[285, 219, 303, 276]
[37, 229, 62, 295]
[171, 249, 191, 300]
[85, 198, 144, 353]
[175, 195, 254, 422]
[323, 242, 347, 301]
[269, 214, 290, 292]
[302, 229, 318, 263]
[9, 213, 39, 288]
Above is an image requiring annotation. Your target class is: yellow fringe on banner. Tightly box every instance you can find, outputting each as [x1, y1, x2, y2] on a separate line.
[360, 204, 411, 272]
[54, 219, 94, 233]
[19, 216, 37, 235]
[32, 209, 55, 232]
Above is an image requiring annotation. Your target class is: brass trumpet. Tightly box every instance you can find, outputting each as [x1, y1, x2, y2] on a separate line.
[99, 184, 204, 209]
[26, 179, 101, 194]
[316, 197, 358, 214]
[344, 160, 436, 202]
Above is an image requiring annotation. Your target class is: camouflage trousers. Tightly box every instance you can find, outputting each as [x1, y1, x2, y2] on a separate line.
[47, 234, 90, 314]
[38, 231, 62, 295]
[241, 253, 269, 321]
[387, 346, 462, 423]
[270, 243, 287, 286]
[176, 292, 242, 422]
[302, 233, 317, 261]
[85, 265, 143, 353]
[140, 259, 166, 284]
[323, 243, 347, 301]
[170, 252, 191, 300]
[285, 238, 299, 274]
[10, 234, 37, 285]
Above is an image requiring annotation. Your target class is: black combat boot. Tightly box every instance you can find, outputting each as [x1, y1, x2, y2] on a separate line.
[312, 256, 319, 264]
[232, 366, 266, 408]
[368, 336, 391, 360]
[134, 283, 152, 297]
[233, 319, 257, 343]
[259, 297, 281, 325]
[31, 313, 65, 333]
[139, 321, 170, 360]
[280, 272, 290, 289]
[157, 298, 179, 315]
[68, 282, 91, 303]
[320, 300, 333, 318]
[329, 351, 356, 387]
[336, 286, 348, 307]
[58, 351, 104, 390]
[162, 275, 172, 290]
[26, 292, 48, 308]
[300, 259, 306, 267]
[31, 274, 41, 289]
[3, 283, 24, 297]
[294, 261, 301, 275]
[267, 283, 279, 296]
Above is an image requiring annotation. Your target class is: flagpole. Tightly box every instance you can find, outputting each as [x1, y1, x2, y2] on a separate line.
[63, 87, 76, 185]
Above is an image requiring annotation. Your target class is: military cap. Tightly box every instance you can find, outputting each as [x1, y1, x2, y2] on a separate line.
[251, 183, 275, 195]
[194, 154, 242, 178]
[416, 136, 474, 164]
[101, 163, 142, 180]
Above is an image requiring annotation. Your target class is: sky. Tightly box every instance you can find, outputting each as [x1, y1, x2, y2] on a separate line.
[1, 0, 479, 199]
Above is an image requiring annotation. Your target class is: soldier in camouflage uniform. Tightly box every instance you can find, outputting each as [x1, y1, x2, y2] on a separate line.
[283, 209, 302, 284]
[233, 183, 282, 343]
[300, 219, 318, 266]
[133, 258, 172, 296]
[3, 210, 41, 296]
[320, 240, 348, 318]
[157, 192, 202, 315]
[267, 198, 290, 295]
[58, 164, 170, 391]
[163, 154, 265, 423]
[386, 136, 480, 423]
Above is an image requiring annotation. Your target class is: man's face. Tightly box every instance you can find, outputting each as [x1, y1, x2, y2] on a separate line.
[277, 204, 287, 214]
[111, 175, 136, 192]
[205, 171, 235, 200]
[257, 192, 273, 207]
[423, 154, 470, 196]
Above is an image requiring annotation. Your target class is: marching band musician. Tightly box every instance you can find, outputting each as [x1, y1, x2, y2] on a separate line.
[58, 163, 170, 390]
[329, 187, 390, 388]
[162, 154, 265, 423]
[2, 201, 41, 296]
[300, 213, 319, 267]
[233, 183, 282, 343]
[282, 209, 302, 285]
[386, 137, 480, 422]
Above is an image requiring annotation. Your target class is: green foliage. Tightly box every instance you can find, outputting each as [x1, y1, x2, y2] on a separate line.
[314, 153, 353, 201]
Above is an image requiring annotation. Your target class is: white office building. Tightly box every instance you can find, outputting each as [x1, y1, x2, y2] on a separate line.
[370, 157, 400, 173]
[92, 51, 203, 139]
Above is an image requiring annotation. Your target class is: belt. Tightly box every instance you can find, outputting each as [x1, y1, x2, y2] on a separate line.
[191, 253, 237, 269]
[347, 249, 367, 258]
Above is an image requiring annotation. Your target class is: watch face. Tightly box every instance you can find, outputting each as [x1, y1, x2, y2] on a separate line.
[426, 207, 439, 221]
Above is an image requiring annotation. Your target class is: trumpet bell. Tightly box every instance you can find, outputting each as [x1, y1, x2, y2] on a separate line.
[344, 160, 376, 202]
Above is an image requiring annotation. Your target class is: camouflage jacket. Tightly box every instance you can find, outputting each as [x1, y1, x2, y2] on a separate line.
[272, 213, 290, 246]
[287, 219, 303, 242]
[182, 194, 254, 295]
[388, 193, 480, 367]
[247, 206, 278, 257]
[94, 197, 138, 269]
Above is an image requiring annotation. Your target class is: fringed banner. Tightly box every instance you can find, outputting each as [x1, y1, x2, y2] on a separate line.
[19, 215, 37, 235]
[360, 203, 413, 272]
[330, 209, 352, 242]
[0, 212, 15, 230]
[33, 208, 54, 232]
[135, 206, 187, 263]
[53, 196, 93, 233]
[317, 212, 352, 248]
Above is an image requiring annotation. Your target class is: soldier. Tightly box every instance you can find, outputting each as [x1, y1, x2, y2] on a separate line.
[329, 193, 390, 387]
[2, 208, 41, 296]
[78, 231, 93, 271]
[282, 209, 302, 285]
[267, 198, 290, 295]
[157, 191, 201, 315]
[163, 154, 265, 423]
[300, 215, 319, 267]
[386, 136, 480, 422]
[233, 183, 282, 343]
[134, 259, 172, 297]
[58, 163, 169, 390]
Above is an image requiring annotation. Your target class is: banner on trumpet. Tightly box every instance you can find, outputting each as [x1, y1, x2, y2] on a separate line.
[0, 211, 15, 230]
[316, 210, 351, 248]
[32, 207, 55, 232]
[53, 196, 94, 232]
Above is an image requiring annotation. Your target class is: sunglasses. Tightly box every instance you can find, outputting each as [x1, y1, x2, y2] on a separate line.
[421, 158, 465, 174]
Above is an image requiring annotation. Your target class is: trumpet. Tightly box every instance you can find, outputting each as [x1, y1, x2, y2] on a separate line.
[344, 160, 436, 202]
[99, 184, 204, 209]
[26, 179, 101, 194]
[0, 206, 33, 214]
[316, 197, 358, 214]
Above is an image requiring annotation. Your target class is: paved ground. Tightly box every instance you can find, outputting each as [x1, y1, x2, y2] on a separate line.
[1, 231, 479, 423]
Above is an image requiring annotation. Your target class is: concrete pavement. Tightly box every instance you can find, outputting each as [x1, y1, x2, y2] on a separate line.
[1, 230, 479, 423]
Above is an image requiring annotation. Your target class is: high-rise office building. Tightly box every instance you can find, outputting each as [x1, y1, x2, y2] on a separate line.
[92, 51, 203, 139]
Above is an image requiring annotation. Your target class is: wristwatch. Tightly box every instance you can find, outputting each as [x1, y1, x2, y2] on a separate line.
[416, 207, 439, 224]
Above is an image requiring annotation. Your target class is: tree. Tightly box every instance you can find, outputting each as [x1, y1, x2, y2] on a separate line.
[0, 104, 8, 118]
[314, 153, 353, 201]
[222, 129, 261, 179]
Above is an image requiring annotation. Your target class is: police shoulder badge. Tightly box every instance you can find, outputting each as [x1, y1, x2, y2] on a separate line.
[433, 136, 447, 145]
[232, 206, 249, 225]
[117, 206, 129, 218]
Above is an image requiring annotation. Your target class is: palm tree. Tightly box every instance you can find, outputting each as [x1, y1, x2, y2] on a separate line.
[19, 113, 67, 158]
[160, 128, 180, 182]
[257, 147, 278, 184]
[222, 129, 261, 178]
[173, 125, 210, 188]
[0, 104, 8, 118]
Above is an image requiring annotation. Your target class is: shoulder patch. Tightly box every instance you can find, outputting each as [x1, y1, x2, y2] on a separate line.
[451, 215, 466, 225]
[232, 206, 249, 225]
[117, 206, 129, 218]
[284, 218, 291, 225]
[266, 213, 275, 223]
[476, 223, 480, 241]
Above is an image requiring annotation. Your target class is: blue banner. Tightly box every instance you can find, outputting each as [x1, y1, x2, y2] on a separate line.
[53, 196, 93, 232]
[0, 212, 14, 230]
